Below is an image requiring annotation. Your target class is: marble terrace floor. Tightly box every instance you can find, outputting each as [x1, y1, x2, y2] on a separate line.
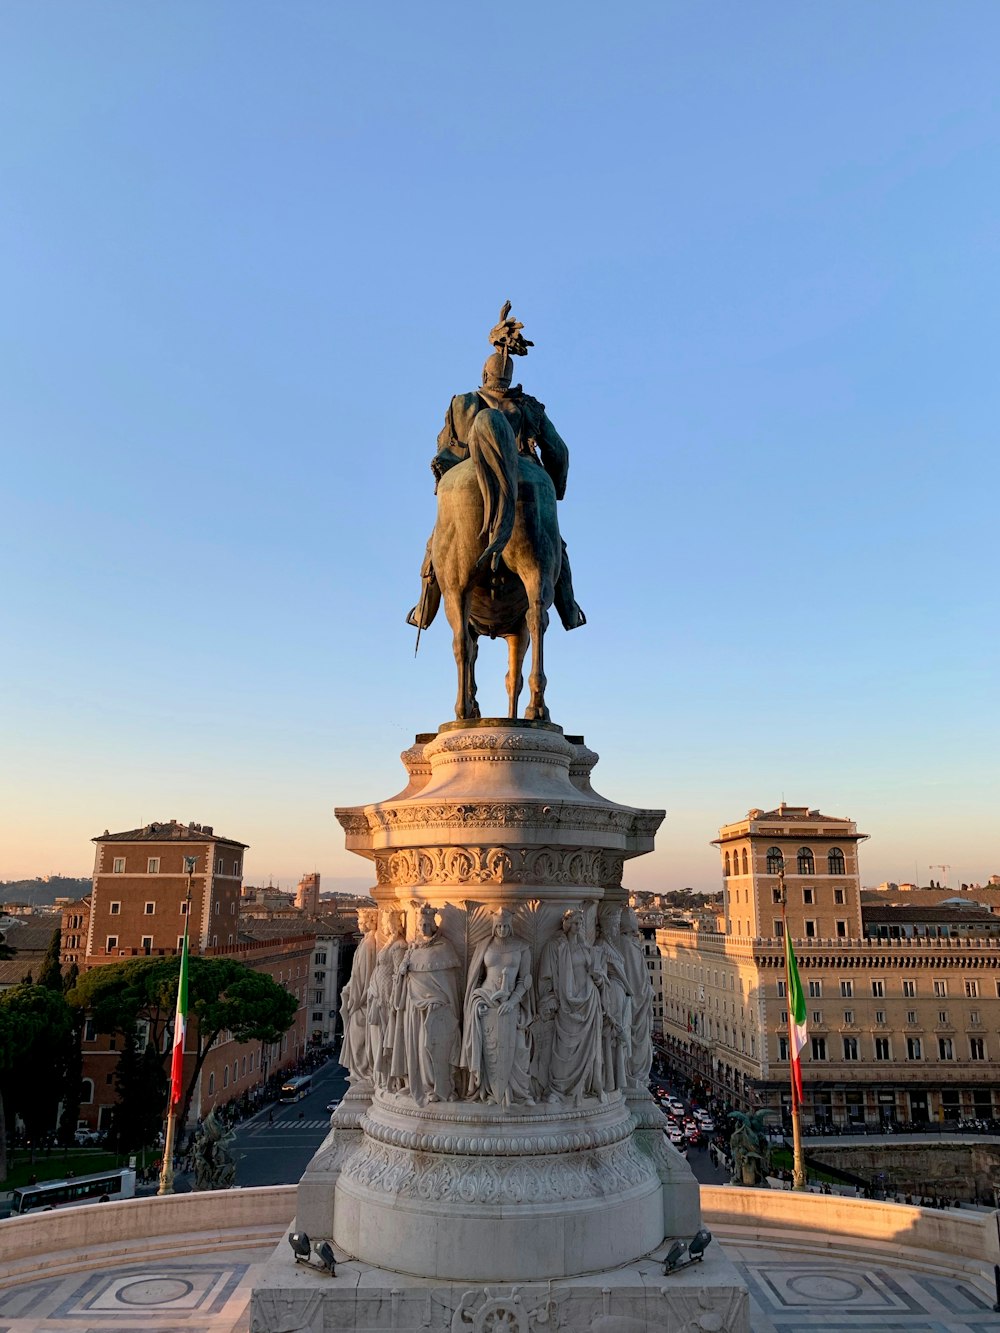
[2, 1240, 1000, 1332]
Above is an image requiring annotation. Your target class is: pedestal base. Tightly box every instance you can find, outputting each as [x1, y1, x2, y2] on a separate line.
[249, 1235, 750, 1333]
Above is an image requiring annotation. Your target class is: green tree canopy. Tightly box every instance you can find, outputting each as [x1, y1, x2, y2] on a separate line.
[68, 955, 298, 1130]
[0, 983, 76, 1180]
[38, 927, 64, 992]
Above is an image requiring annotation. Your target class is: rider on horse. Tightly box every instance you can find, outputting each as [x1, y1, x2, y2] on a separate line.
[407, 305, 586, 635]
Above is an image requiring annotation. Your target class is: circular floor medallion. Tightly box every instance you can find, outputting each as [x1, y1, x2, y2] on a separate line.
[116, 1277, 194, 1306]
[786, 1273, 864, 1302]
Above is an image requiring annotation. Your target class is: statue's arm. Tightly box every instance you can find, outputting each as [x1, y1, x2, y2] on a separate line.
[538, 412, 569, 501]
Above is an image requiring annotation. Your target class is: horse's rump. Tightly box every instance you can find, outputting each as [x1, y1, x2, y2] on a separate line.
[468, 564, 529, 638]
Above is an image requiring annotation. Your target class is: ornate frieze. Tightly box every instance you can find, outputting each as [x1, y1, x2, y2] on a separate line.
[373, 845, 607, 888]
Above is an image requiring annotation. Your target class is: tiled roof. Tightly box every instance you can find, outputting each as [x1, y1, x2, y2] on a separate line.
[0, 922, 60, 951]
[94, 820, 247, 848]
[863, 904, 997, 923]
[753, 808, 848, 823]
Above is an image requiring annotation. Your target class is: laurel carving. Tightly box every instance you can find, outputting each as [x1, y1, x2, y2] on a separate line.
[340, 1134, 654, 1204]
[373, 845, 608, 888]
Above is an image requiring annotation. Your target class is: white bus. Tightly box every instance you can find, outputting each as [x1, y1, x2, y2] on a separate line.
[279, 1074, 312, 1103]
[10, 1167, 137, 1215]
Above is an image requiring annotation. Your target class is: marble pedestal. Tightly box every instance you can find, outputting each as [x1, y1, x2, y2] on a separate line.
[251, 721, 747, 1330]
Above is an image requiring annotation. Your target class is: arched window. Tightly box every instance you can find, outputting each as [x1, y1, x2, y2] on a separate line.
[80, 1078, 94, 1105]
[741, 848, 749, 875]
[223, 1066, 229, 1089]
[828, 847, 845, 875]
[208, 1072, 215, 1095]
[797, 847, 814, 875]
[724, 851, 731, 876]
[766, 846, 784, 874]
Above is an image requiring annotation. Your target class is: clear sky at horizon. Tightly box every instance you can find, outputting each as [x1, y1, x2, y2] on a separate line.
[2, 3, 998, 894]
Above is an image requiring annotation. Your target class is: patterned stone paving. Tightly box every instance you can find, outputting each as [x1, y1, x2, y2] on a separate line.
[1, 1241, 999, 1330]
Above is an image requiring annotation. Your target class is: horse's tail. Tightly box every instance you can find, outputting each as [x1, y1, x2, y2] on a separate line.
[469, 408, 518, 570]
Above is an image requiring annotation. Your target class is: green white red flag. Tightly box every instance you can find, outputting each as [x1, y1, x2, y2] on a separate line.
[784, 929, 807, 1104]
[169, 915, 190, 1107]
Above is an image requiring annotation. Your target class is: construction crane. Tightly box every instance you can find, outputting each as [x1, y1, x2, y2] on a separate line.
[929, 864, 950, 887]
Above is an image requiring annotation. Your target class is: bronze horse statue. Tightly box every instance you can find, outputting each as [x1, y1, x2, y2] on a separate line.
[431, 408, 562, 722]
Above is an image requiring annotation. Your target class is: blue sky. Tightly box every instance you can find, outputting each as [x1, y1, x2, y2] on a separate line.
[2, 3, 998, 893]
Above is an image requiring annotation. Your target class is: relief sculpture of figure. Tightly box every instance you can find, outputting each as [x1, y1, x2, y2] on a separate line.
[392, 904, 461, 1106]
[619, 906, 654, 1088]
[594, 905, 632, 1095]
[537, 908, 606, 1104]
[366, 909, 407, 1091]
[339, 907, 378, 1085]
[461, 908, 535, 1107]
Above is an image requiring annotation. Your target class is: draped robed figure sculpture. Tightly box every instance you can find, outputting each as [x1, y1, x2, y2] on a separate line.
[408, 303, 585, 721]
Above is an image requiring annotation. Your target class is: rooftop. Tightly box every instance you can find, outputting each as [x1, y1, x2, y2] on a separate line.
[94, 819, 248, 848]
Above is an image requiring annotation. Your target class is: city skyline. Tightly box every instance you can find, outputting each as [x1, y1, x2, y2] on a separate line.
[3, 5, 998, 892]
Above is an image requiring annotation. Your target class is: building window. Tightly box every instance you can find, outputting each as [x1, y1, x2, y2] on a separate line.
[902, 979, 916, 997]
[106, 935, 118, 951]
[242, 1056, 247, 1076]
[834, 887, 845, 905]
[811, 1037, 826, 1060]
[843, 1037, 858, 1060]
[180, 901, 189, 915]
[314, 971, 325, 983]
[907, 1037, 922, 1060]
[965, 979, 979, 998]
[811, 1010, 822, 1025]
[843, 1010, 854, 1024]
[840, 980, 853, 997]
[797, 847, 814, 875]
[147, 857, 160, 873]
[766, 847, 783, 875]
[80, 1077, 94, 1103]
[875, 1009, 885, 1024]
[113, 857, 125, 873]
[215, 900, 220, 914]
[970, 1037, 986, 1060]
[211, 935, 217, 947]
[223, 1066, 229, 1088]
[871, 980, 885, 998]
[83, 1018, 96, 1042]
[177, 936, 185, 949]
[836, 920, 847, 937]
[141, 936, 152, 953]
[145, 901, 155, 915]
[804, 920, 816, 938]
[906, 1009, 917, 1024]
[741, 848, 748, 875]
[971, 1009, 981, 1025]
[933, 980, 948, 998]
[777, 1036, 789, 1060]
[938, 1037, 954, 1061]
[312, 1010, 324, 1022]
[771, 888, 782, 904]
[724, 851, 731, 876]
[217, 858, 224, 873]
[808, 980, 822, 998]
[208, 1072, 215, 1094]
[828, 848, 845, 874]
[938, 1010, 949, 1024]
[802, 888, 814, 905]
[234, 861, 241, 877]
[774, 919, 784, 936]
[874, 1037, 890, 1060]
[313, 990, 323, 1004]
[110, 902, 121, 915]
[777, 979, 787, 998]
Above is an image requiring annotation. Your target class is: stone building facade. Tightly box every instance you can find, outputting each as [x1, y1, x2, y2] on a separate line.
[654, 804, 1000, 1127]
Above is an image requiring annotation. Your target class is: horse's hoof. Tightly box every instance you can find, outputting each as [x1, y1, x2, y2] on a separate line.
[525, 705, 550, 722]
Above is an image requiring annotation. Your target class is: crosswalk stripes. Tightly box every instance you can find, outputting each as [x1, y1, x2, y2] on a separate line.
[255, 1117, 331, 1131]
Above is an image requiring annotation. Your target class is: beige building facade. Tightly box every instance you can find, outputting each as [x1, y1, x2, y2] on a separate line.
[655, 805, 1000, 1127]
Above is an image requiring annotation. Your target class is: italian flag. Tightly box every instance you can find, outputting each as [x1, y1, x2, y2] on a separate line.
[169, 918, 190, 1107]
[784, 929, 807, 1105]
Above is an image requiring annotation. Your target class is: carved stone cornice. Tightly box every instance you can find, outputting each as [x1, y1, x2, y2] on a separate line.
[373, 844, 609, 888]
[360, 1101, 634, 1157]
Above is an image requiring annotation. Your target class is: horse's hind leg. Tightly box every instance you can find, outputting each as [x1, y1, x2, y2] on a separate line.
[445, 586, 480, 720]
[523, 580, 552, 723]
[505, 623, 529, 719]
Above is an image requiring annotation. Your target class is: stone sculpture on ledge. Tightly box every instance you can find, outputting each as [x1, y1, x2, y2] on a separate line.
[620, 905, 654, 1090]
[392, 903, 461, 1106]
[461, 907, 535, 1106]
[366, 908, 406, 1091]
[537, 907, 607, 1104]
[338, 907, 377, 1085]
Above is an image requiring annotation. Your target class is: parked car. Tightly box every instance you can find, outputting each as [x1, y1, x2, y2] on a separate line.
[325, 1099, 341, 1113]
[74, 1130, 102, 1147]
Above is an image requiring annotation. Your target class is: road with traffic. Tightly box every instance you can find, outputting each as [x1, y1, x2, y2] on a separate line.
[228, 1057, 348, 1189]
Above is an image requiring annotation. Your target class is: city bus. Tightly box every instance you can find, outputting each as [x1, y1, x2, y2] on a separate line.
[10, 1167, 137, 1215]
[279, 1074, 312, 1102]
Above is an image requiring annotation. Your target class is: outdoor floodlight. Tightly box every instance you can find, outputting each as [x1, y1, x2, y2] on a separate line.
[315, 1240, 337, 1275]
[688, 1228, 712, 1261]
[663, 1229, 713, 1275]
[288, 1231, 311, 1262]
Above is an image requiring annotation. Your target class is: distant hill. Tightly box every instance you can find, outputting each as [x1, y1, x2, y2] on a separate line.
[0, 876, 90, 906]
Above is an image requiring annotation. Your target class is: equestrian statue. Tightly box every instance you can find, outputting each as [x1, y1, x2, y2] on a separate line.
[408, 303, 585, 721]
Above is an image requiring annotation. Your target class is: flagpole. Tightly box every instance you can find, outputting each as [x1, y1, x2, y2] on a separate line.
[159, 859, 194, 1196]
[780, 869, 807, 1191]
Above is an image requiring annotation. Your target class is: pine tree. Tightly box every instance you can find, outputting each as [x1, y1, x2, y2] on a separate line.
[38, 929, 63, 992]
